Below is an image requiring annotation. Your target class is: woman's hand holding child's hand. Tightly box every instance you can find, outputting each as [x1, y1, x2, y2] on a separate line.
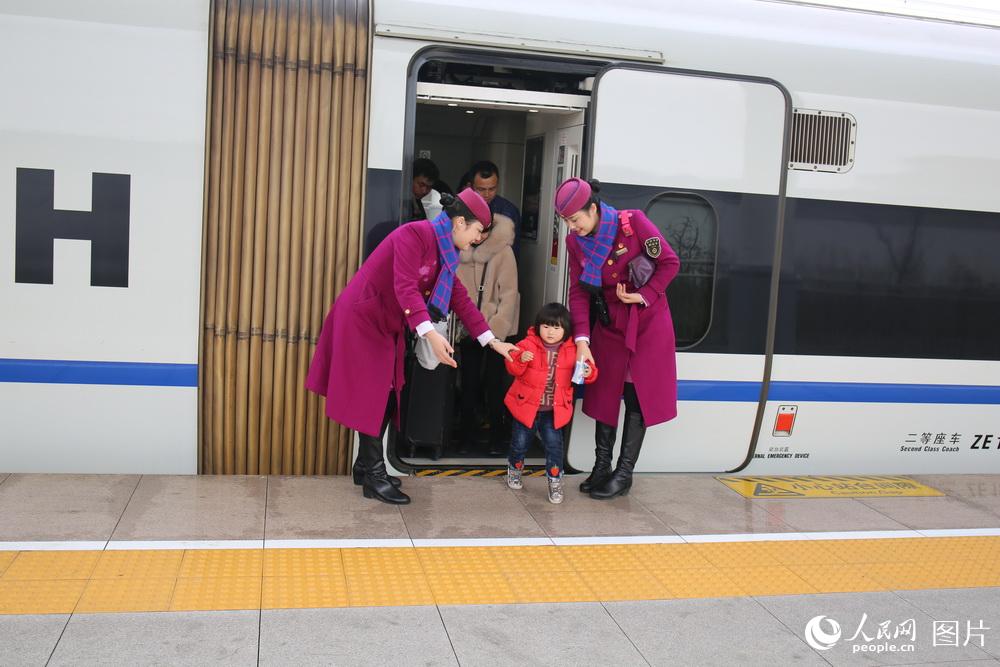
[520, 350, 534, 362]
[489, 339, 520, 362]
[582, 363, 592, 378]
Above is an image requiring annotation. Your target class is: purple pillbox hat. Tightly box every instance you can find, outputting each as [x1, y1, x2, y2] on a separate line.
[554, 177, 592, 217]
[457, 188, 493, 230]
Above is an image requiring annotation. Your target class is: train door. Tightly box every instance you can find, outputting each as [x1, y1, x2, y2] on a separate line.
[568, 65, 790, 473]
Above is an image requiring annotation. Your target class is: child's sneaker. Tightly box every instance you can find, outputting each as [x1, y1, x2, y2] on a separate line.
[506, 462, 523, 490]
[547, 475, 564, 504]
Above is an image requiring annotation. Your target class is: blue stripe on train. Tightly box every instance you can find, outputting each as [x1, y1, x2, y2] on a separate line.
[0, 359, 198, 387]
[2, 359, 999, 404]
[677, 380, 1000, 404]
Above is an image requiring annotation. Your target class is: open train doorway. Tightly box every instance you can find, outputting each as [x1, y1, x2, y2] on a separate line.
[393, 56, 594, 471]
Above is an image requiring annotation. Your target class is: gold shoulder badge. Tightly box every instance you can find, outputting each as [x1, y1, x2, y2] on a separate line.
[644, 237, 661, 258]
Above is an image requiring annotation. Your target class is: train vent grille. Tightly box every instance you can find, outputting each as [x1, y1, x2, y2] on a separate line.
[788, 108, 857, 173]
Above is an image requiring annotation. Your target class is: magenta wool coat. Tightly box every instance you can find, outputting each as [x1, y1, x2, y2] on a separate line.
[306, 220, 490, 436]
[566, 209, 680, 428]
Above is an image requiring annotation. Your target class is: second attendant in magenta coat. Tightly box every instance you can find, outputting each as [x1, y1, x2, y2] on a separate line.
[557, 177, 680, 500]
[565, 197, 680, 428]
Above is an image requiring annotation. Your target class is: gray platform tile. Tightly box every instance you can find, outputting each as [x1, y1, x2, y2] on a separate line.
[911, 476, 1000, 500]
[399, 476, 546, 539]
[48, 611, 259, 666]
[259, 606, 457, 666]
[265, 476, 408, 540]
[908, 476, 1000, 519]
[858, 497, 1000, 530]
[893, 588, 1000, 660]
[0, 474, 139, 541]
[0, 614, 69, 666]
[630, 474, 797, 535]
[756, 498, 913, 533]
[515, 475, 674, 538]
[603, 596, 824, 666]
[756, 590, 994, 665]
[112, 475, 266, 541]
[439, 602, 647, 666]
[0, 473, 9, 486]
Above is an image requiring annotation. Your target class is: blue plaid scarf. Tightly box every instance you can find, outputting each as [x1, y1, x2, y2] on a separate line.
[576, 202, 619, 288]
[427, 211, 459, 320]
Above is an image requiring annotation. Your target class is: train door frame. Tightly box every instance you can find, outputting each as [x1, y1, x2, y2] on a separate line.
[387, 47, 607, 474]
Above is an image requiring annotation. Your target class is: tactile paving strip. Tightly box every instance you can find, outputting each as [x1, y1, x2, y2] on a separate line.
[1, 536, 1000, 613]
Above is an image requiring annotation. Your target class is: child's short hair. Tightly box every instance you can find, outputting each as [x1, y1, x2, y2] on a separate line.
[534, 302, 572, 342]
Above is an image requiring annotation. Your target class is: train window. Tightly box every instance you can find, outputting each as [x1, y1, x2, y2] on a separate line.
[645, 193, 718, 348]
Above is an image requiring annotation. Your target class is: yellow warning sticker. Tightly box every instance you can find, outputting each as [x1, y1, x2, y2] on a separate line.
[716, 475, 944, 498]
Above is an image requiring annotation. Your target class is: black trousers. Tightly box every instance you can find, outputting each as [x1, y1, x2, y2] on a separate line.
[622, 382, 642, 418]
[358, 392, 395, 449]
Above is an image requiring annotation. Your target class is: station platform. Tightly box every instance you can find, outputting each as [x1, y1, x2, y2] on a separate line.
[1, 471, 998, 665]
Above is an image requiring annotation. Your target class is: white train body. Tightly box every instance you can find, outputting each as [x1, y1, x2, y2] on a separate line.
[1, 0, 998, 474]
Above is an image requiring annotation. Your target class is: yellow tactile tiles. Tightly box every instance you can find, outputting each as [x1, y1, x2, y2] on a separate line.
[92, 550, 183, 580]
[77, 577, 176, 613]
[2, 550, 101, 580]
[262, 576, 349, 609]
[0, 579, 89, 614]
[1, 537, 1000, 613]
[0, 552, 17, 576]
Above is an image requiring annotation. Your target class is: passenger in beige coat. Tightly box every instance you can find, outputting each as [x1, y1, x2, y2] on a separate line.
[456, 213, 520, 455]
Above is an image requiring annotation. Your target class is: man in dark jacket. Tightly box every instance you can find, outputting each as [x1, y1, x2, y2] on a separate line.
[461, 160, 522, 258]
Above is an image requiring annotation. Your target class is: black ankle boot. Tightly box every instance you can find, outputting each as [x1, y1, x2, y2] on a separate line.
[579, 421, 615, 493]
[590, 411, 645, 499]
[353, 457, 401, 488]
[359, 439, 410, 505]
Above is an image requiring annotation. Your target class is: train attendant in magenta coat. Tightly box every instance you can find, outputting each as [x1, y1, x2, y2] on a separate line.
[306, 189, 519, 505]
[556, 178, 681, 499]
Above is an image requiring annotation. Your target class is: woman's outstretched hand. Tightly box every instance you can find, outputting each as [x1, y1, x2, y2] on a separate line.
[490, 340, 520, 362]
[427, 328, 457, 368]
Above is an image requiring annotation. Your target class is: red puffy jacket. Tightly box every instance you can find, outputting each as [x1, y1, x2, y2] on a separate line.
[504, 327, 598, 429]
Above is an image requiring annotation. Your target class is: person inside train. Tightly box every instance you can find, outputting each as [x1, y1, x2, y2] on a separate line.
[455, 207, 520, 457]
[504, 302, 598, 504]
[460, 160, 523, 258]
[306, 188, 519, 505]
[555, 178, 681, 499]
[407, 157, 441, 222]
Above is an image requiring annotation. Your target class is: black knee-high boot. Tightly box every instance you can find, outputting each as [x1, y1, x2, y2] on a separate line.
[579, 421, 615, 493]
[359, 435, 410, 504]
[590, 411, 645, 499]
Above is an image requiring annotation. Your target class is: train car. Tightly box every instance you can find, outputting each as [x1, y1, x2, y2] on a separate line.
[1, 0, 998, 476]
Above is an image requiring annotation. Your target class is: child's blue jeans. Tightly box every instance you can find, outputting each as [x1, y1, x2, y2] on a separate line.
[509, 410, 563, 477]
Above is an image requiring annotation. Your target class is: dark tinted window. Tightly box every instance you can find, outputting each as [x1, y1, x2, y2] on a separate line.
[645, 193, 718, 347]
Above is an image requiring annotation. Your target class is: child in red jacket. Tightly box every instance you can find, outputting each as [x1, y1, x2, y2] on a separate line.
[504, 303, 598, 503]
